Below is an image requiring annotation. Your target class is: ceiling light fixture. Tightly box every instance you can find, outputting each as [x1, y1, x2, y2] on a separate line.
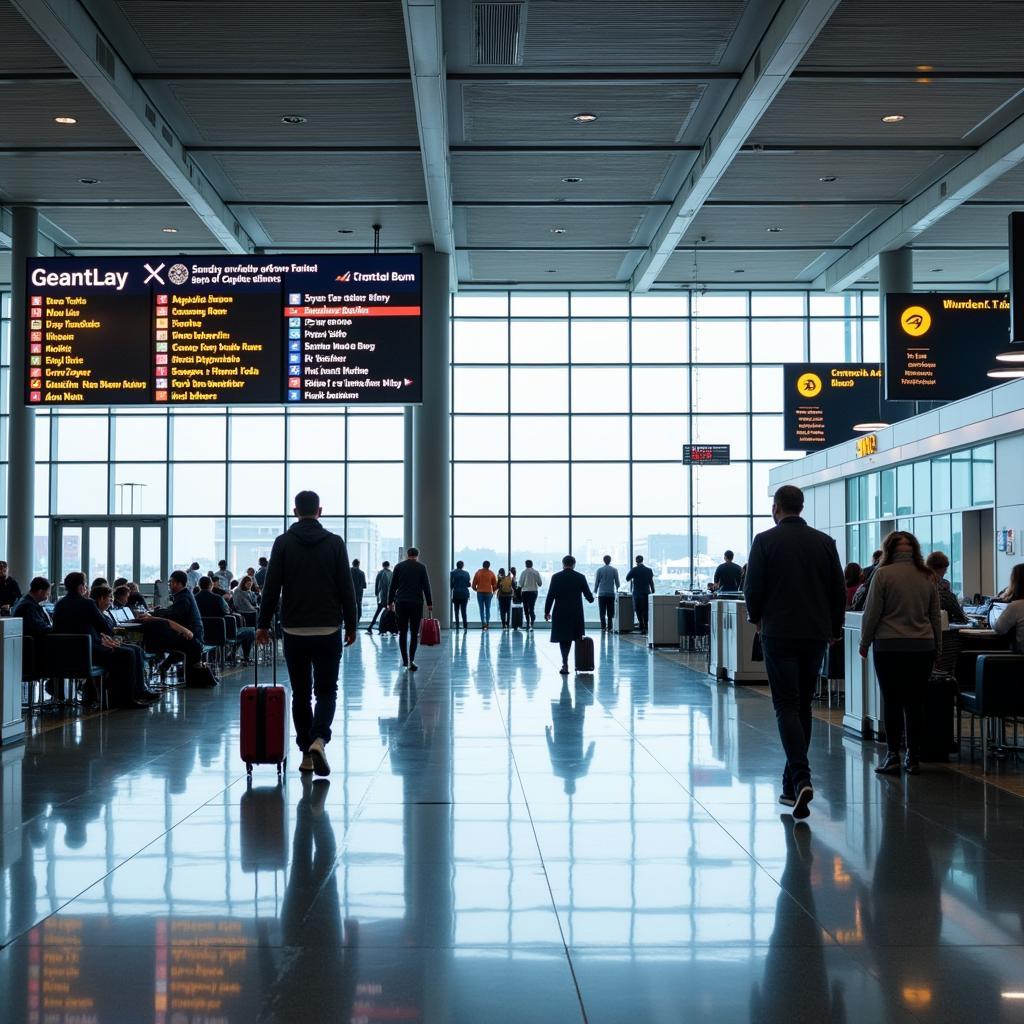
[996, 349, 1024, 362]
[853, 421, 890, 432]
[881, 113, 906, 123]
[767, 226, 783, 233]
[161, 227, 178, 233]
[931, 267, 943, 272]
[54, 115, 78, 125]
[561, 176, 583, 184]
[545, 269, 558, 273]
[916, 65, 934, 72]
[732, 269, 745, 274]
[818, 175, 838, 182]
[573, 112, 598, 123]
[551, 227, 567, 235]
[337, 228, 354, 234]
[281, 114, 308, 125]
[78, 177, 100, 185]
[987, 368, 1024, 379]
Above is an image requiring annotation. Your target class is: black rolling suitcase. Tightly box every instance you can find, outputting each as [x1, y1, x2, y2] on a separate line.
[920, 671, 958, 762]
[575, 636, 595, 672]
[511, 605, 524, 630]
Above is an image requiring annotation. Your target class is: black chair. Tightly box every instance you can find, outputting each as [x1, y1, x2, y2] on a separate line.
[20, 635, 44, 711]
[958, 654, 1024, 769]
[817, 637, 845, 707]
[202, 617, 228, 669]
[694, 603, 711, 652]
[38, 634, 106, 709]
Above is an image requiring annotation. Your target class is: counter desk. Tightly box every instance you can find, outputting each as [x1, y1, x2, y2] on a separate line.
[0, 617, 24, 747]
[710, 599, 768, 685]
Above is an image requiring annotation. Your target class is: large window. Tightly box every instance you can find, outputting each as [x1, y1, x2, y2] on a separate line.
[452, 290, 876, 617]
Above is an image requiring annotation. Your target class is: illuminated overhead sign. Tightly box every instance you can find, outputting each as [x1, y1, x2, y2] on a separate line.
[682, 444, 731, 465]
[25, 255, 422, 406]
[784, 363, 883, 450]
[856, 433, 878, 458]
[884, 292, 1010, 401]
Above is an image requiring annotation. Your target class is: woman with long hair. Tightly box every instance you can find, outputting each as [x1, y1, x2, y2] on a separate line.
[844, 562, 862, 608]
[859, 531, 942, 776]
[994, 563, 1024, 652]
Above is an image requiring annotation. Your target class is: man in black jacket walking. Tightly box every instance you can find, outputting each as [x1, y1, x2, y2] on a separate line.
[257, 490, 359, 777]
[387, 548, 432, 671]
[744, 485, 846, 820]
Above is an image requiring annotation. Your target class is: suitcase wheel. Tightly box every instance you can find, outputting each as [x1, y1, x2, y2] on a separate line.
[246, 763, 253, 776]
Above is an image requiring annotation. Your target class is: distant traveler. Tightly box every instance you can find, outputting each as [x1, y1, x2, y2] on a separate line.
[214, 560, 233, 590]
[449, 561, 471, 629]
[186, 562, 201, 590]
[713, 551, 743, 593]
[518, 560, 543, 631]
[545, 556, 594, 675]
[257, 490, 359, 778]
[844, 562, 862, 608]
[388, 547, 433, 671]
[13, 577, 53, 639]
[255, 556, 269, 590]
[860, 531, 942, 777]
[496, 569, 515, 629]
[367, 561, 394, 633]
[350, 559, 367, 624]
[232, 575, 260, 620]
[472, 560, 498, 630]
[594, 556, 620, 632]
[744, 485, 845, 819]
[992, 563, 1024, 652]
[0, 560, 22, 614]
[625, 556, 655, 634]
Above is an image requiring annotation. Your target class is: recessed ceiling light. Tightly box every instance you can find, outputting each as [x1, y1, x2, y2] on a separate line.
[561, 176, 583, 184]
[988, 368, 1024, 379]
[767, 226, 783, 233]
[931, 267, 943, 272]
[551, 227, 567, 235]
[916, 65, 934, 72]
[161, 227, 178, 233]
[881, 113, 906, 123]
[337, 228, 354, 234]
[54, 115, 78, 125]
[78, 177, 100, 185]
[853, 421, 890, 432]
[545, 269, 558, 273]
[818, 175, 838, 182]
[996, 349, 1024, 363]
[281, 114, 307, 125]
[573, 112, 598, 123]
[732, 269, 745, 274]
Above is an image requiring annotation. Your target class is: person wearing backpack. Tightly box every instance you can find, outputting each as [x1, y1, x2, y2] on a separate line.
[496, 569, 515, 629]
[366, 561, 393, 633]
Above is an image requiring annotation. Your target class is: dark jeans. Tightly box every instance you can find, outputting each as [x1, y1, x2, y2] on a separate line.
[452, 596, 468, 627]
[283, 630, 342, 752]
[761, 636, 827, 796]
[477, 592, 493, 625]
[634, 595, 650, 633]
[396, 600, 424, 664]
[368, 601, 387, 629]
[522, 591, 538, 626]
[235, 625, 255, 659]
[94, 642, 147, 705]
[498, 594, 513, 627]
[598, 595, 616, 629]
[354, 593, 364, 624]
[874, 649, 933, 759]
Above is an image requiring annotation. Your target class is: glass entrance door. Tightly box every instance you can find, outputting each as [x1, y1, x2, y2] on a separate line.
[50, 517, 168, 595]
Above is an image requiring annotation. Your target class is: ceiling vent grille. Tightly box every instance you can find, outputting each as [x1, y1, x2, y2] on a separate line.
[474, 2, 525, 66]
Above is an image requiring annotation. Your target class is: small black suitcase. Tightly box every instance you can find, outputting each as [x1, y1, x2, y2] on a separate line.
[378, 608, 399, 634]
[511, 606, 524, 630]
[575, 635, 595, 672]
[920, 671, 958, 762]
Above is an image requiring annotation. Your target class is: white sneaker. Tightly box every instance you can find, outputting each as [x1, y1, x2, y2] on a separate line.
[299, 754, 315, 773]
[308, 738, 331, 777]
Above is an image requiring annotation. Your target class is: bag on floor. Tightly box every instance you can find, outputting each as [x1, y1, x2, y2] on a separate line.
[378, 608, 399, 634]
[575, 635, 595, 672]
[187, 661, 219, 688]
[420, 617, 441, 646]
[240, 655, 288, 775]
[920, 670, 958, 762]
[511, 606, 524, 630]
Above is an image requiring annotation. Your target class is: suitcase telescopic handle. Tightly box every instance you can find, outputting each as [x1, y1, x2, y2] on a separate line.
[256, 613, 278, 687]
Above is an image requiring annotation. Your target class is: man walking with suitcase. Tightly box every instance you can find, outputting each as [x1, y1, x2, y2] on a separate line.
[257, 490, 359, 777]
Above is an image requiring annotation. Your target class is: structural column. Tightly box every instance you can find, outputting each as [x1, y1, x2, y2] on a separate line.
[412, 246, 451, 627]
[878, 247, 915, 419]
[7, 207, 37, 585]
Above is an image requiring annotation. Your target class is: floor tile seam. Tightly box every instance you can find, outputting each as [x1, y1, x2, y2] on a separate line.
[488, 658, 590, 1024]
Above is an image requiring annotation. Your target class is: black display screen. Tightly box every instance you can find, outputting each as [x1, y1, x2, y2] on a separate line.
[784, 363, 884, 450]
[682, 444, 731, 465]
[25, 254, 422, 406]
[884, 292, 1010, 401]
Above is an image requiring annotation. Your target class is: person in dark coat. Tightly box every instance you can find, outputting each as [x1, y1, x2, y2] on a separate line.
[544, 555, 594, 675]
[351, 559, 367, 624]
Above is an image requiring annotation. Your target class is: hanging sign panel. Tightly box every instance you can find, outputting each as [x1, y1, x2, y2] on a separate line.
[884, 292, 1009, 401]
[25, 254, 422, 406]
[784, 363, 883, 450]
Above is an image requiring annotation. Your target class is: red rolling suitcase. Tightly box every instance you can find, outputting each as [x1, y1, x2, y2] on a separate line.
[575, 635, 595, 672]
[419, 617, 441, 646]
[240, 651, 288, 777]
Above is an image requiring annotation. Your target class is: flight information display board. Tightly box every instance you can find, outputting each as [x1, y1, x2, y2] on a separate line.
[784, 363, 883, 450]
[884, 292, 1009, 401]
[25, 254, 422, 406]
[682, 444, 731, 465]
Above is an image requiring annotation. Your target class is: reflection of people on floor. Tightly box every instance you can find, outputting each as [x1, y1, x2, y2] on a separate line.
[380, 678, 429, 774]
[545, 680, 596, 794]
[751, 817, 845, 1024]
[259, 780, 356, 1024]
[518, 629, 541, 701]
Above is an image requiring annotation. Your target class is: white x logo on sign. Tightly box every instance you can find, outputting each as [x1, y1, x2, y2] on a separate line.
[143, 262, 166, 285]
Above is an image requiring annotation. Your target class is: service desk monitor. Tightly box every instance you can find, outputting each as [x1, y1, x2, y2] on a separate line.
[683, 444, 730, 466]
[25, 254, 422, 406]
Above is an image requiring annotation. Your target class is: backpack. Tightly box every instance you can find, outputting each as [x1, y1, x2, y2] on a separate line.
[497, 576, 514, 596]
[850, 581, 870, 611]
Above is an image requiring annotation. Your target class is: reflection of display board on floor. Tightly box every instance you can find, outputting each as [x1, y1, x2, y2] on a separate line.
[884, 292, 1010, 401]
[783, 363, 882, 450]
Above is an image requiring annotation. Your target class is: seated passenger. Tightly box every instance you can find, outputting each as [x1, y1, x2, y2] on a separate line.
[112, 585, 132, 611]
[197, 576, 254, 662]
[13, 576, 53, 639]
[138, 570, 205, 680]
[925, 551, 967, 624]
[126, 582, 148, 611]
[0, 560, 23, 614]
[993, 563, 1024, 653]
[231, 575, 260, 619]
[92, 584, 156, 704]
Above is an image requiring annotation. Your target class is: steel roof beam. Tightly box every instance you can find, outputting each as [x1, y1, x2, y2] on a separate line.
[10, 0, 255, 253]
[630, 0, 841, 292]
[817, 111, 1024, 291]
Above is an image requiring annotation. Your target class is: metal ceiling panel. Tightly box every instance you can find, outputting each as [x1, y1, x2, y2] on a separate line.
[467, 249, 633, 282]
[166, 83, 420, 146]
[802, 1, 1024, 71]
[750, 80, 1024, 147]
[39, 204, 218, 245]
[464, 204, 654, 247]
[0, 150, 183, 203]
[452, 151, 683, 202]
[712, 149, 954, 202]
[0, 82, 130, 146]
[0, 0, 65, 71]
[858, 249, 1008, 283]
[972, 164, 1024, 202]
[208, 152, 427, 202]
[912, 204, 1017, 246]
[246, 205, 432, 247]
[522, 0, 749, 68]
[460, 82, 706, 144]
[659, 247, 829, 282]
[111, 0, 410, 72]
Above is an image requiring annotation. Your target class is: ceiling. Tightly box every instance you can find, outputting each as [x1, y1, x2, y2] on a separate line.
[1, 0, 1023, 290]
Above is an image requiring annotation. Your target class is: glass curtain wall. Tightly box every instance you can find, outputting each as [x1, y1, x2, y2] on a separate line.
[452, 290, 878, 622]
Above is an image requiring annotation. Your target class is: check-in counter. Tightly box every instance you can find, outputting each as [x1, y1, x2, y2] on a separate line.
[0, 617, 25, 746]
[714, 599, 768, 685]
[708, 600, 726, 679]
[649, 595, 682, 647]
[617, 593, 634, 633]
[843, 611, 882, 739]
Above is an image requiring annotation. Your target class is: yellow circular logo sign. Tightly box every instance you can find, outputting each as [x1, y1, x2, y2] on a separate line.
[797, 372, 822, 398]
[900, 305, 932, 336]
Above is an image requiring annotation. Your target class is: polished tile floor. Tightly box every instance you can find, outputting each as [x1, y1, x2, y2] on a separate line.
[3, 629, 1024, 1022]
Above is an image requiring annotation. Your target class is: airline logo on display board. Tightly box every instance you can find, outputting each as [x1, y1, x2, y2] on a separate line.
[900, 305, 932, 337]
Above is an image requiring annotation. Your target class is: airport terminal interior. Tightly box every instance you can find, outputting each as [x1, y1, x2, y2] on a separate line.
[6, 1, 1024, 1021]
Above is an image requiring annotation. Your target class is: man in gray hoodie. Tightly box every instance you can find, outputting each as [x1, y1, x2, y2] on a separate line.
[594, 555, 620, 632]
[257, 490, 359, 778]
